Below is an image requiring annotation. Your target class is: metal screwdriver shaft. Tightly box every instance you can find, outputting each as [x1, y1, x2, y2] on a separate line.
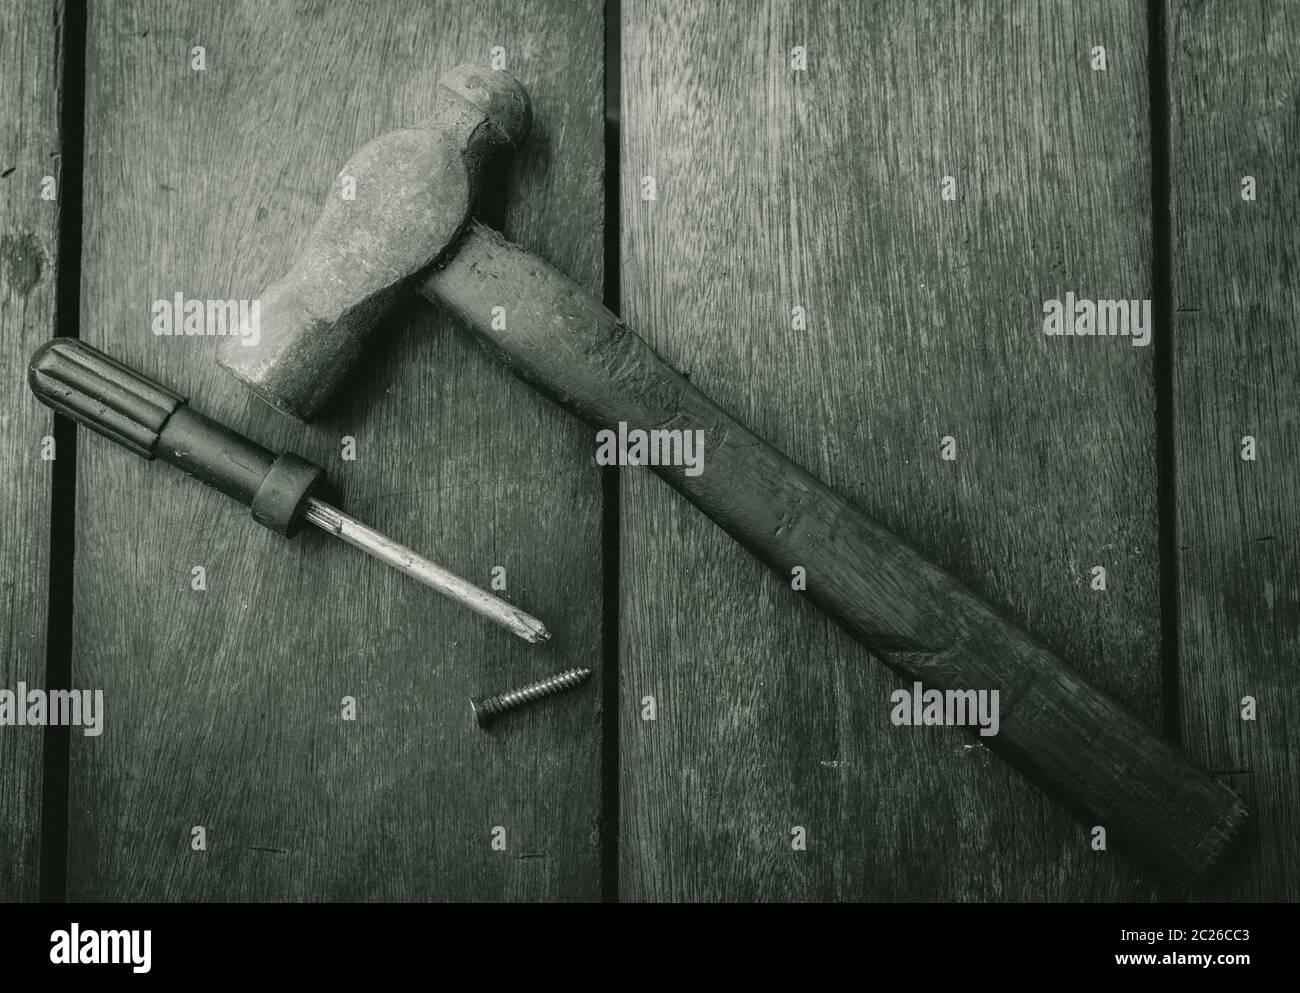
[28, 338, 548, 645]
[303, 498, 548, 643]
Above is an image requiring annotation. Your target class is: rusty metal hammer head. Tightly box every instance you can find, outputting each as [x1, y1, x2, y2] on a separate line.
[217, 64, 530, 421]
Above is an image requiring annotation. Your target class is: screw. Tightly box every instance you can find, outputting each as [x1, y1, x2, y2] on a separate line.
[470, 667, 593, 728]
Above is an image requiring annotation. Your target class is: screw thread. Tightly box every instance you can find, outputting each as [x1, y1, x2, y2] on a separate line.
[474, 668, 592, 726]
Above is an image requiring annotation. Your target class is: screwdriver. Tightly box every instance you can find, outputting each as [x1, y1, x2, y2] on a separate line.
[28, 338, 550, 644]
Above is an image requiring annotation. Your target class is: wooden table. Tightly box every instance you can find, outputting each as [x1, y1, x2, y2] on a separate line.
[1, 0, 1294, 902]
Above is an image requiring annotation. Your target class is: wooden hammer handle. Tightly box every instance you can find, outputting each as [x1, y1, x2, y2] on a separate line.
[420, 220, 1246, 880]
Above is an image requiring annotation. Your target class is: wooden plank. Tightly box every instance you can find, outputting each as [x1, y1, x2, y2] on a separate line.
[71, 0, 603, 901]
[1171, 0, 1300, 901]
[620, 0, 1160, 900]
[0, 0, 63, 903]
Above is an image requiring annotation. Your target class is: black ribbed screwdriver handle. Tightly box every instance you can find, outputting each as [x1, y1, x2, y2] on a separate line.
[27, 339, 551, 642]
[29, 339, 325, 536]
[29, 336, 184, 457]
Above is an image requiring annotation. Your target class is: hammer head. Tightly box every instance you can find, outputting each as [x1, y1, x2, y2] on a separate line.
[218, 64, 530, 421]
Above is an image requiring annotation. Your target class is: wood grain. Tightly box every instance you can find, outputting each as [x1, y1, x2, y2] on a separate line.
[425, 220, 1243, 881]
[1171, 0, 1300, 901]
[620, 0, 1163, 900]
[0, 0, 63, 903]
[71, 0, 603, 901]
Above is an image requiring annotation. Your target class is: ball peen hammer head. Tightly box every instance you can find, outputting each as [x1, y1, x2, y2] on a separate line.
[217, 64, 531, 421]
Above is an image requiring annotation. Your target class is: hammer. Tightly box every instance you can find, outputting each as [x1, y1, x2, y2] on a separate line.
[218, 65, 1245, 881]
